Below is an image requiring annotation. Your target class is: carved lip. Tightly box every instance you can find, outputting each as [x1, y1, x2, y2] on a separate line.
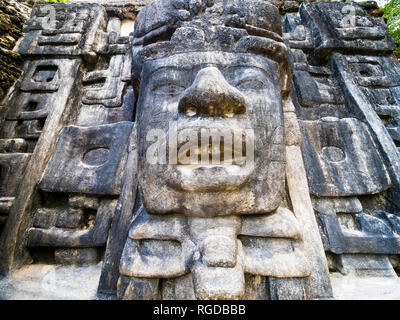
[166, 163, 254, 192]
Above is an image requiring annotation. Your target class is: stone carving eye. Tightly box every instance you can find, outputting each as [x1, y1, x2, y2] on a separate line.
[151, 69, 187, 96]
[153, 83, 185, 96]
[236, 79, 266, 91]
[82, 147, 110, 166]
[232, 67, 269, 91]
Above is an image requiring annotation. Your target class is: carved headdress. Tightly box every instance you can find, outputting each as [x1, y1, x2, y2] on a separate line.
[132, 0, 291, 97]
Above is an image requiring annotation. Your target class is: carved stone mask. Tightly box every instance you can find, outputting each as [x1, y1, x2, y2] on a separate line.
[133, 0, 289, 217]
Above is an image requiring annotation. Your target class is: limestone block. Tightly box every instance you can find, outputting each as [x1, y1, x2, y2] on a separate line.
[0, 153, 31, 197]
[28, 199, 118, 248]
[282, 13, 313, 50]
[300, 2, 395, 59]
[312, 197, 363, 215]
[316, 210, 400, 255]
[376, 211, 400, 236]
[356, 212, 394, 237]
[0, 139, 28, 154]
[20, 60, 63, 92]
[128, 210, 187, 242]
[284, 112, 302, 146]
[241, 237, 311, 278]
[119, 238, 188, 278]
[32, 209, 58, 229]
[161, 274, 196, 300]
[300, 117, 391, 197]
[17, 4, 107, 59]
[243, 274, 269, 300]
[77, 87, 135, 126]
[191, 241, 246, 300]
[240, 207, 301, 239]
[5, 93, 55, 122]
[120, 277, 160, 300]
[82, 55, 127, 108]
[40, 122, 133, 195]
[55, 209, 84, 229]
[331, 254, 397, 277]
[268, 277, 309, 300]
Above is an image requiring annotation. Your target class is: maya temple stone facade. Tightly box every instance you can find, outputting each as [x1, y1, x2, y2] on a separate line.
[0, 0, 399, 300]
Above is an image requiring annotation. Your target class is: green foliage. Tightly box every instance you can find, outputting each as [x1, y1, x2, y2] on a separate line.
[384, 0, 400, 54]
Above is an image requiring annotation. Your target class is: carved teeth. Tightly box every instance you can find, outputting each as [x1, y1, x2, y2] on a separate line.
[176, 138, 246, 165]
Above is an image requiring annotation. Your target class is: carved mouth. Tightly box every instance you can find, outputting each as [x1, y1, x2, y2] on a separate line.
[167, 128, 254, 192]
[176, 137, 247, 166]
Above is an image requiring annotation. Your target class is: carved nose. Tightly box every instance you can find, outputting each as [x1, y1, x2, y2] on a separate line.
[178, 67, 246, 117]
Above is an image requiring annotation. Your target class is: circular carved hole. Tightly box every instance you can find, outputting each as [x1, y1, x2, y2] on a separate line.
[82, 148, 110, 167]
[322, 146, 345, 162]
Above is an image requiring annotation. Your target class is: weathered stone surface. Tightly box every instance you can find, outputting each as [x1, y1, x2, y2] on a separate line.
[40, 122, 133, 195]
[240, 207, 301, 239]
[98, 128, 139, 295]
[268, 277, 309, 300]
[300, 2, 395, 59]
[0, 153, 31, 198]
[376, 211, 400, 236]
[284, 1, 400, 280]
[285, 145, 333, 299]
[0, 56, 82, 273]
[137, 51, 286, 217]
[111, 0, 328, 300]
[3, 0, 400, 301]
[312, 197, 363, 215]
[241, 237, 311, 277]
[120, 238, 188, 278]
[243, 274, 269, 300]
[330, 254, 397, 277]
[28, 199, 118, 248]
[300, 118, 391, 197]
[118, 276, 159, 300]
[357, 212, 395, 237]
[160, 273, 196, 300]
[17, 3, 107, 60]
[55, 248, 100, 266]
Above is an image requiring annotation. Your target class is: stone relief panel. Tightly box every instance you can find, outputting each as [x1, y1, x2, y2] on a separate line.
[0, 2, 137, 271]
[106, 0, 331, 300]
[299, 2, 395, 59]
[1, 0, 399, 300]
[17, 4, 107, 61]
[345, 55, 400, 151]
[285, 2, 400, 277]
[27, 122, 133, 264]
[0, 58, 80, 237]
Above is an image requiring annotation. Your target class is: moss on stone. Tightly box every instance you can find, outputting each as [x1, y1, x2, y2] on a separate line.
[0, 0, 31, 102]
